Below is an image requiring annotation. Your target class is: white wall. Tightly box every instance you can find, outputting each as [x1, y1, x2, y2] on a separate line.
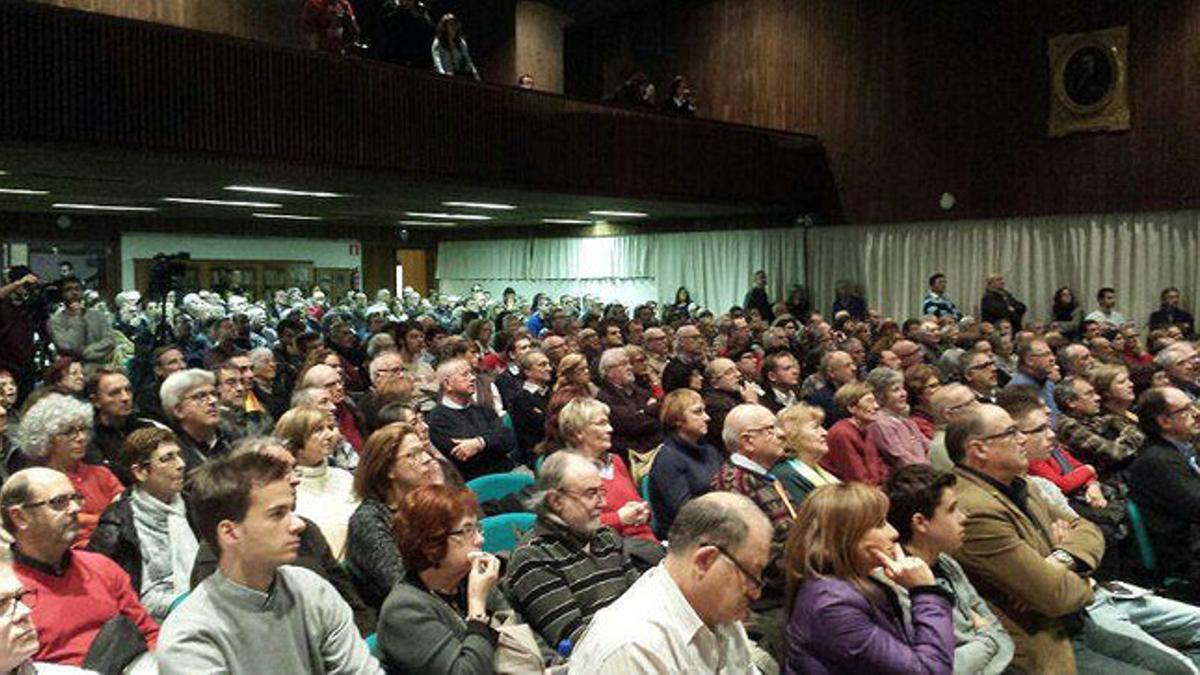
[120, 232, 360, 291]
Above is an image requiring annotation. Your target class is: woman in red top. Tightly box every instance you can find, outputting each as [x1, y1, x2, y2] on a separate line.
[17, 394, 123, 549]
[821, 382, 888, 485]
[904, 365, 941, 440]
[557, 397, 656, 542]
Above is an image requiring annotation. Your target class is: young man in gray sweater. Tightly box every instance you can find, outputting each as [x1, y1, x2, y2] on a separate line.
[158, 451, 382, 675]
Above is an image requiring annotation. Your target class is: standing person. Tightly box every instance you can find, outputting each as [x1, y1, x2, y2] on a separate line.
[744, 270, 774, 324]
[1085, 287, 1127, 332]
[782, 482, 955, 674]
[661, 75, 697, 117]
[1049, 286, 1084, 337]
[980, 274, 1026, 331]
[570, 492, 769, 674]
[0, 268, 45, 405]
[431, 13, 480, 80]
[47, 276, 114, 373]
[922, 273, 962, 320]
[1149, 287, 1195, 337]
[158, 452, 382, 674]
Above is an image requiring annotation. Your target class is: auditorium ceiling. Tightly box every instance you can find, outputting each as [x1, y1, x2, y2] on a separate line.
[0, 143, 790, 231]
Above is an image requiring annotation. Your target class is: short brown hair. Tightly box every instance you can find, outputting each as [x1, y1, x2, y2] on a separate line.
[834, 381, 874, 414]
[274, 406, 334, 455]
[119, 427, 179, 473]
[354, 423, 418, 503]
[660, 388, 702, 430]
[188, 452, 292, 553]
[394, 485, 480, 574]
[86, 367, 128, 401]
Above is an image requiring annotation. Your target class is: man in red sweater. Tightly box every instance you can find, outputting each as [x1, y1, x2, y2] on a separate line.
[1, 467, 158, 667]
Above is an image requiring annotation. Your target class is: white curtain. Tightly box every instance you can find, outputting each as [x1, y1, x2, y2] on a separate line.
[806, 210, 1200, 328]
[653, 229, 804, 314]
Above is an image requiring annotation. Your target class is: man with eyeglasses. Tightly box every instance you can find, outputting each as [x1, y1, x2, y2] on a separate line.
[160, 369, 232, 471]
[959, 350, 999, 404]
[507, 452, 641, 650]
[571, 491, 770, 674]
[928, 384, 980, 471]
[1007, 339, 1061, 422]
[1053, 377, 1142, 486]
[1, 467, 159, 668]
[1155, 342, 1200, 401]
[703, 358, 759, 453]
[302, 364, 366, 466]
[214, 363, 273, 443]
[0, 555, 39, 672]
[357, 350, 411, 434]
[801, 350, 857, 428]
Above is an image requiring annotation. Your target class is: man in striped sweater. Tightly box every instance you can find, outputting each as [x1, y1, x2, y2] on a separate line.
[506, 452, 641, 650]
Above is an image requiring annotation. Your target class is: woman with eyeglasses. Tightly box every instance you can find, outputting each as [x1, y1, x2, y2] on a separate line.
[904, 365, 943, 440]
[88, 427, 196, 620]
[347, 422, 445, 611]
[783, 483, 954, 674]
[559, 397, 656, 542]
[275, 405, 359, 559]
[379, 484, 502, 674]
[16, 393, 122, 549]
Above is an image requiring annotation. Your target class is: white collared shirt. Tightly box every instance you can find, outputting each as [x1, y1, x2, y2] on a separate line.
[521, 380, 548, 397]
[571, 564, 756, 674]
[772, 387, 797, 408]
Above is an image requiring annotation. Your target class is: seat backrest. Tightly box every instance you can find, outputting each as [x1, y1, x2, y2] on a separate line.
[481, 512, 537, 554]
[467, 472, 536, 503]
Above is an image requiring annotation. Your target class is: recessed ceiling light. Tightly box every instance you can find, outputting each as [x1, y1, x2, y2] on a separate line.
[441, 201, 517, 210]
[164, 197, 283, 208]
[542, 218, 593, 224]
[0, 188, 49, 195]
[588, 210, 649, 218]
[405, 212, 492, 221]
[398, 220, 457, 227]
[53, 203, 157, 212]
[252, 213, 323, 221]
[0, 171, 8, 176]
[224, 185, 343, 198]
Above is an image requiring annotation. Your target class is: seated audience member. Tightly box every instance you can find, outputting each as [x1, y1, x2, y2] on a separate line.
[661, 324, 707, 394]
[346, 422, 444, 611]
[649, 388, 723, 538]
[783, 482, 955, 674]
[571, 492, 769, 674]
[88, 427, 195, 621]
[904, 364, 942, 439]
[865, 367, 930, 474]
[134, 345, 186, 421]
[1058, 343, 1095, 379]
[759, 351, 801, 413]
[357, 350, 412, 433]
[491, 332, 532, 410]
[890, 338, 925, 370]
[822, 381, 887, 484]
[159, 452, 381, 674]
[248, 346, 288, 419]
[0, 550, 40, 672]
[595, 347, 661, 466]
[776, 403, 840, 505]
[160, 369, 232, 471]
[661, 75, 696, 116]
[275, 406, 359, 559]
[927, 383, 981, 471]
[426, 358, 517, 480]
[1156, 341, 1200, 400]
[713, 403, 795, 595]
[508, 349, 552, 468]
[1053, 375, 1142, 479]
[378, 485, 505, 674]
[27, 357, 86, 405]
[543, 352, 597, 450]
[1006, 339, 1060, 419]
[1149, 286, 1195, 337]
[885, 465, 1015, 674]
[2, 467, 158, 668]
[1092, 363, 1144, 437]
[507, 452, 640, 649]
[703, 357, 758, 452]
[800, 350, 857, 427]
[559, 398, 655, 542]
[1129, 387, 1200, 588]
[960, 349, 999, 404]
[213, 362, 272, 442]
[301, 363, 365, 467]
[85, 367, 146, 485]
[17, 394, 122, 549]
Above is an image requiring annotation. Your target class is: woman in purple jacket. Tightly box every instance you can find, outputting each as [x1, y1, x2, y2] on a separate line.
[782, 483, 954, 674]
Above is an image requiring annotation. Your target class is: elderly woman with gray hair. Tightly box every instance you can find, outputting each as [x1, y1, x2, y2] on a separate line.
[17, 393, 123, 548]
[864, 367, 930, 478]
[558, 397, 656, 542]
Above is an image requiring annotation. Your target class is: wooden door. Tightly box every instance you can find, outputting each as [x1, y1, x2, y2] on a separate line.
[395, 248, 432, 297]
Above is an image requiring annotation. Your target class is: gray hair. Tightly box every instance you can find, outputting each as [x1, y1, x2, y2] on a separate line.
[230, 436, 287, 457]
[558, 398, 610, 447]
[247, 347, 274, 367]
[526, 451, 597, 515]
[1052, 376, 1083, 411]
[16, 394, 93, 458]
[667, 492, 770, 555]
[290, 386, 326, 408]
[160, 369, 215, 420]
[435, 358, 470, 388]
[1155, 342, 1195, 369]
[367, 350, 403, 382]
[865, 366, 903, 400]
[518, 349, 547, 372]
[721, 403, 768, 454]
[365, 333, 396, 359]
[596, 347, 627, 380]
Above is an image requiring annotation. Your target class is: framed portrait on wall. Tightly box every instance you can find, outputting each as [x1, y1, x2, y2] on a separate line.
[1047, 26, 1130, 137]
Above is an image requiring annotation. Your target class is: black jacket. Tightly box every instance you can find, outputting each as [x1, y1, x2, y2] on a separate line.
[509, 386, 549, 466]
[1128, 436, 1200, 581]
[87, 491, 149, 591]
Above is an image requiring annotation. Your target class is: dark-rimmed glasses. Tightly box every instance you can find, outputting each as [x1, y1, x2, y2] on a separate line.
[707, 542, 765, 591]
[23, 492, 85, 511]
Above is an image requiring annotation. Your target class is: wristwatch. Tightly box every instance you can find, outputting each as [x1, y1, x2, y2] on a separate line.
[1050, 549, 1074, 567]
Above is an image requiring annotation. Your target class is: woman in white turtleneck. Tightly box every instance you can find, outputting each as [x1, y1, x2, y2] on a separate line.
[275, 406, 359, 559]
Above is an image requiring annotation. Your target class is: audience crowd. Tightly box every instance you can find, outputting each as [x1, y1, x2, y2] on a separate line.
[2, 263, 1200, 673]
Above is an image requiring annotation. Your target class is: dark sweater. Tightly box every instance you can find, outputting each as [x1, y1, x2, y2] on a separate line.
[345, 499, 404, 611]
[426, 402, 517, 480]
[648, 434, 724, 539]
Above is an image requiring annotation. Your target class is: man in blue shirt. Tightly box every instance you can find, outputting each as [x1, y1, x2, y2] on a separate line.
[922, 273, 962, 320]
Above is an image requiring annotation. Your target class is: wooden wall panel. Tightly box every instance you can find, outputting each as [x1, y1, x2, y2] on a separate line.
[33, 0, 304, 47]
[566, 1, 1200, 224]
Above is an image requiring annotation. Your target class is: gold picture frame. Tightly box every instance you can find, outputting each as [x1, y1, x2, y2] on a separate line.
[1048, 26, 1130, 137]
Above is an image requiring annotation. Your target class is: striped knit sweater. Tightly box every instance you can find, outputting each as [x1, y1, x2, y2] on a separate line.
[505, 517, 640, 649]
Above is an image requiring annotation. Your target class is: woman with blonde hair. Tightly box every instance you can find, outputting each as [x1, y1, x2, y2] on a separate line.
[275, 405, 359, 558]
[775, 403, 840, 504]
[783, 483, 954, 673]
[541, 352, 596, 450]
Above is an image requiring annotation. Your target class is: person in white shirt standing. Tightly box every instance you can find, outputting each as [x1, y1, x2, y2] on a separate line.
[571, 491, 770, 674]
[1084, 287, 1127, 331]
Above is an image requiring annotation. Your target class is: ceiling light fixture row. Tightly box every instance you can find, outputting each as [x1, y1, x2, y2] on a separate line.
[163, 197, 283, 208]
[225, 185, 344, 198]
[0, 188, 49, 195]
[251, 213, 323, 221]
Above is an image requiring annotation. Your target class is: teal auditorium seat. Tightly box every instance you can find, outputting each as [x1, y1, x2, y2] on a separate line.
[481, 513, 537, 554]
[467, 472, 535, 503]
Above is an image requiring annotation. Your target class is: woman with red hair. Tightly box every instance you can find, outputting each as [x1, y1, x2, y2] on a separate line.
[378, 485, 503, 674]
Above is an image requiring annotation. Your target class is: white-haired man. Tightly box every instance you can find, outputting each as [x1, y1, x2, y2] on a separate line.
[161, 369, 232, 470]
[425, 358, 516, 480]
